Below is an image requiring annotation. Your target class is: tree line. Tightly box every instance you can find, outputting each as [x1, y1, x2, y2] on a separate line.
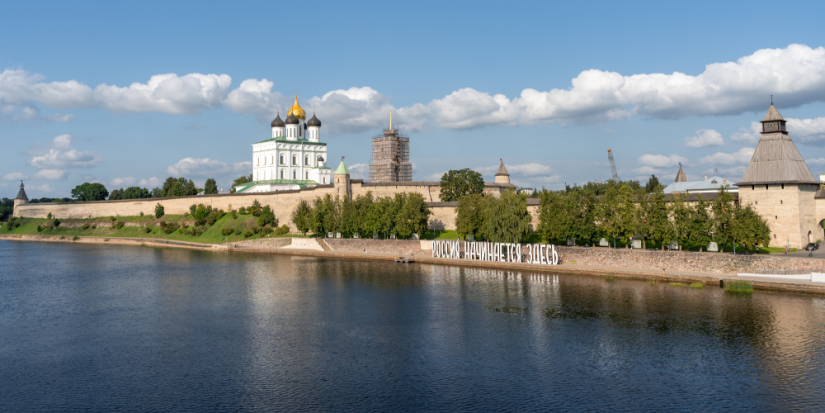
[291, 192, 431, 238]
[535, 180, 770, 250]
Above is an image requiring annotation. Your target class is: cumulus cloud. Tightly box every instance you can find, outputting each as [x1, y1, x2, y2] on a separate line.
[165, 157, 251, 177]
[730, 122, 762, 144]
[111, 177, 136, 187]
[29, 184, 54, 193]
[2, 172, 28, 181]
[684, 129, 724, 147]
[806, 158, 825, 165]
[33, 169, 67, 181]
[26, 134, 104, 169]
[348, 163, 369, 180]
[6, 44, 825, 132]
[731, 116, 825, 145]
[138, 177, 162, 188]
[632, 166, 664, 175]
[699, 147, 755, 165]
[638, 154, 688, 168]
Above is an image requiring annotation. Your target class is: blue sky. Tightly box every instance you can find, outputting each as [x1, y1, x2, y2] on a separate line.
[3, 0, 825, 197]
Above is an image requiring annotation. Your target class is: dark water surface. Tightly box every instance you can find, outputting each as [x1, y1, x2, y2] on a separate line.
[2, 241, 825, 412]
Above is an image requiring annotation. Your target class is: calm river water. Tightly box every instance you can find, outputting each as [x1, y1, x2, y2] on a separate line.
[2, 241, 825, 411]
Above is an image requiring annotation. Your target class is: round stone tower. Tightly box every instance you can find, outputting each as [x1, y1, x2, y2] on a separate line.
[494, 159, 510, 184]
[334, 157, 352, 201]
[13, 181, 28, 217]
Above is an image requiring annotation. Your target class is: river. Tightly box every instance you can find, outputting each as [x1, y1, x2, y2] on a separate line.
[1, 240, 824, 411]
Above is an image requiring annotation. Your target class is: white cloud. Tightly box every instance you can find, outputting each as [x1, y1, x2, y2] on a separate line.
[684, 129, 723, 147]
[138, 177, 162, 188]
[2, 172, 28, 181]
[111, 177, 136, 187]
[348, 163, 369, 180]
[788, 117, 825, 144]
[806, 158, 825, 165]
[165, 157, 251, 177]
[6, 44, 825, 132]
[638, 154, 688, 168]
[475, 162, 552, 176]
[632, 166, 663, 175]
[95, 73, 232, 114]
[699, 147, 755, 165]
[730, 122, 761, 144]
[27, 134, 104, 169]
[33, 169, 67, 181]
[29, 184, 54, 193]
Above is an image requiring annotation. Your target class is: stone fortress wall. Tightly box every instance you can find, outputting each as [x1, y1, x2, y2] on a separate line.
[739, 184, 821, 249]
[13, 179, 530, 232]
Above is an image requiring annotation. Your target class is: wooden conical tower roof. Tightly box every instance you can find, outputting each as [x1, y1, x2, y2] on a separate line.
[737, 104, 817, 185]
[674, 164, 688, 182]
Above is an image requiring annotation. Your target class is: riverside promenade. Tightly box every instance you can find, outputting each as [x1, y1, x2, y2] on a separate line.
[3, 234, 825, 295]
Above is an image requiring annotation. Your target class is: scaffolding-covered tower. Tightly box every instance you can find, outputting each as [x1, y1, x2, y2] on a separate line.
[369, 113, 413, 182]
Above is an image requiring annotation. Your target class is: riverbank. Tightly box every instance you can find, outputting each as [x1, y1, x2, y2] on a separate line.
[4, 234, 825, 296]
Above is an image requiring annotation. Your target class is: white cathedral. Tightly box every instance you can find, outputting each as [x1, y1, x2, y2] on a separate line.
[236, 95, 332, 193]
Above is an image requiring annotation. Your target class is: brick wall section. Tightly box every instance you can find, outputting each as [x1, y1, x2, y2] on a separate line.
[740, 184, 820, 248]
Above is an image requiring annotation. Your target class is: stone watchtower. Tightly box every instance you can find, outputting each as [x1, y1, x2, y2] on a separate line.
[13, 181, 28, 217]
[334, 158, 352, 201]
[737, 103, 819, 248]
[494, 159, 510, 184]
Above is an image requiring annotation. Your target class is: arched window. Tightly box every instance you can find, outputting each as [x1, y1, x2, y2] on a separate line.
[323, 177, 326, 184]
[293, 170, 296, 179]
[280, 170, 284, 179]
[305, 171, 308, 179]
[292, 156, 296, 165]
[305, 156, 309, 165]
[280, 155, 284, 165]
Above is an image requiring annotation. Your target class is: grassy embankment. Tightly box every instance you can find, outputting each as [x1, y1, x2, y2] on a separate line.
[1, 214, 301, 244]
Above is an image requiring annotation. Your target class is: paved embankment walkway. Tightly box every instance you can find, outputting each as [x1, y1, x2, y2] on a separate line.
[3, 234, 825, 295]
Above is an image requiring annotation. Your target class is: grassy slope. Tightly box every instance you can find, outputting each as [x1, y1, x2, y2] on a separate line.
[1, 214, 298, 244]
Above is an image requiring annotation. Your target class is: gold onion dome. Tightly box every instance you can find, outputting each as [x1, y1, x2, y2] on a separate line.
[287, 95, 306, 120]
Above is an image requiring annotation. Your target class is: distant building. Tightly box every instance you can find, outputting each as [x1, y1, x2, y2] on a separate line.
[369, 112, 413, 183]
[664, 163, 738, 194]
[239, 95, 332, 193]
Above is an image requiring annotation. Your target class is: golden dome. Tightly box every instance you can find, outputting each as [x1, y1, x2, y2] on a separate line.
[286, 95, 306, 120]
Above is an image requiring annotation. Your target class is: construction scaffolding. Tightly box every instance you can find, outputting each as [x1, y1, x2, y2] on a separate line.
[369, 126, 413, 182]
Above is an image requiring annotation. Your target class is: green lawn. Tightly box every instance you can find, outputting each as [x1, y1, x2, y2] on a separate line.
[1, 214, 297, 244]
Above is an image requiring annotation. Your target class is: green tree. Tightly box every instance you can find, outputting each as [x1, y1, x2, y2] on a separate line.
[538, 190, 566, 243]
[395, 193, 430, 238]
[439, 168, 484, 202]
[456, 194, 487, 240]
[204, 178, 219, 194]
[71, 182, 109, 201]
[731, 203, 770, 249]
[231, 174, 253, 192]
[711, 188, 736, 248]
[482, 190, 531, 243]
[292, 200, 312, 235]
[154, 203, 165, 218]
[123, 187, 151, 199]
[150, 187, 164, 198]
[0, 198, 13, 221]
[645, 175, 664, 193]
[257, 205, 276, 227]
[109, 188, 124, 200]
[686, 197, 712, 250]
[644, 189, 674, 249]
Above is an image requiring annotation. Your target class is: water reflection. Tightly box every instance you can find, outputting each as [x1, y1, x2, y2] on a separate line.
[1, 241, 824, 411]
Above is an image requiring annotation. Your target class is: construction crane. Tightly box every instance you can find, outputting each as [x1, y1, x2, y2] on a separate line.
[607, 149, 619, 181]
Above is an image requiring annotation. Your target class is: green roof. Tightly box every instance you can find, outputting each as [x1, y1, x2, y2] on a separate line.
[235, 179, 320, 193]
[253, 137, 327, 145]
[335, 160, 350, 175]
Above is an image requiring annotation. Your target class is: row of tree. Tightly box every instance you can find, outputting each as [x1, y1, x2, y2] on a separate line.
[291, 192, 431, 238]
[67, 177, 221, 202]
[536, 183, 770, 250]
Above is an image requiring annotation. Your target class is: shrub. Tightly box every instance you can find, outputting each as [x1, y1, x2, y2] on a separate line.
[244, 231, 252, 238]
[253, 226, 262, 234]
[178, 227, 186, 234]
[250, 200, 262, 217]
[110, 216, 117, 221]
[144, 227, 152, 234]
[231, 211, 238, 219]
[82, 223, 90, 230]
[73, 236, 79, 241]
[239, 207, 247, 215]
[723, 280, 753, 293]
[189, 204, 197, 215]
[36, 225, 43, 232]
[53, 219, 61, 227]
[194, 218, 205, 226]
[154, 203, 165, 219]
[206, 216, 216, 226]
[262, 225, 273, 235]
[221, 228, 234, 236]
[276, 224, 289, 235]
[113, 221, 125, 229]
[140, 211, 144, 217]
[162, 223, 178, 234]
[47, 212, 52, 219]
